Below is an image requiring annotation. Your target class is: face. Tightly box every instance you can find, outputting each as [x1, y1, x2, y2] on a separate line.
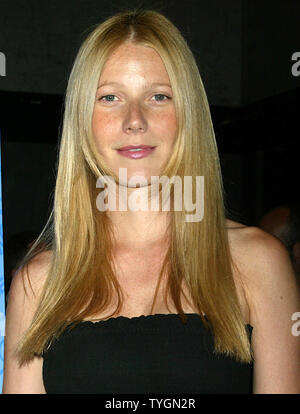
[92, 42, 178, 186]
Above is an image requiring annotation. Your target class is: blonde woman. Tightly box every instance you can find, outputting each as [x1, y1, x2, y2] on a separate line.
[3, 10, 300, 394]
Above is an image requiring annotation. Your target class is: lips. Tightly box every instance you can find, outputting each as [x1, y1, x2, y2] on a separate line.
[116, 145, 156, 159]
[118, 144, 155, 151]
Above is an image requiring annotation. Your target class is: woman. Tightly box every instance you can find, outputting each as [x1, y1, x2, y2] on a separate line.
[3, 9, 300, 394]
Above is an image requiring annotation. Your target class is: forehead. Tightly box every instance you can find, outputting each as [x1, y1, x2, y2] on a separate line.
[105, 42, 163, 64]
[99, 42, 170, 83]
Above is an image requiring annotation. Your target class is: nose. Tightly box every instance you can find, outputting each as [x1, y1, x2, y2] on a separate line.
[122, 102, 148, 134]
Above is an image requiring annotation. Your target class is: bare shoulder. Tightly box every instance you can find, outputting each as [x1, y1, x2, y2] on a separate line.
[225, 220, 267, 319]
[3, 249, 53, 393]
[226, 218, 292, 270]
[226, 218, 294, 285]
[226, 217, 288, 255]
[225, 218, 263, 272]
[5, 248, 53, 333]
[8, 249, 53, 300]
[226, 218, 299, 321]
[226, 218, 298, 304]
[22, 248, 53, 281]
[225, 220, 300, 393]
[225, 218, 262, 245]
[225, 218, 263, 252]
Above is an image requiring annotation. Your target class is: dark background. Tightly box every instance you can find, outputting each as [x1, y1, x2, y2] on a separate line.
[0, 0, 300, 243]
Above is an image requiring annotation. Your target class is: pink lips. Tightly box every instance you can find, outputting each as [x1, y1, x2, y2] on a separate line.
[117, 145, 156, 159]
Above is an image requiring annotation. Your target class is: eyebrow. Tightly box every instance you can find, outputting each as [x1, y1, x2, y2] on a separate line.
[97, 81, 172, 89]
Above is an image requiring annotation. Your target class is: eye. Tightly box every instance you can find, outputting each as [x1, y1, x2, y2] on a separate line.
[99, 94, 118, 102]
[151, 94, 171, 102]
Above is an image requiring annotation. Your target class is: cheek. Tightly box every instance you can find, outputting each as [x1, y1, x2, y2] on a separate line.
[92, 111, 117, 145]
[157, 111, 177, 144]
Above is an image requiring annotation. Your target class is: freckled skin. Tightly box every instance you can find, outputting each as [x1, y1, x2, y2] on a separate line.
[92, 43, 178, 183]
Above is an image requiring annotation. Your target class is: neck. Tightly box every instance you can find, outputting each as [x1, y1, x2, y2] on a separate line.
[105, 183, 172, 248]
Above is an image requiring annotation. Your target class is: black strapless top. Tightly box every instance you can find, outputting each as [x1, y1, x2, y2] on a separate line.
[42, 313, 253, 394]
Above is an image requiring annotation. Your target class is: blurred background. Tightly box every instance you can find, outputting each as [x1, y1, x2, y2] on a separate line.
[0, 0, 300, 288]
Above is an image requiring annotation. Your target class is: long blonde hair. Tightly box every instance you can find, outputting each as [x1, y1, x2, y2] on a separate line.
[16, 9, 253, 365]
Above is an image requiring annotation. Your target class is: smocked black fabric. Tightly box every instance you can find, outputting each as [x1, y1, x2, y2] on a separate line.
[42, 313, 253, 394]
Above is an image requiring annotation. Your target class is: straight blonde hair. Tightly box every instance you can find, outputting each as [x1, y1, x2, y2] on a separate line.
[16, 9, 253, 365]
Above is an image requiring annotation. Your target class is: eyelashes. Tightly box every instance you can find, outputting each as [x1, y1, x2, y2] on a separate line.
[99, 94, 117, 102]
[151, 94, 171, 102]
[98, 94, 172, 103]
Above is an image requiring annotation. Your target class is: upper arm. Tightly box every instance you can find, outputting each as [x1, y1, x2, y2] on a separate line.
[2, 251, 51, 394]
[242, 228, 300, 394]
